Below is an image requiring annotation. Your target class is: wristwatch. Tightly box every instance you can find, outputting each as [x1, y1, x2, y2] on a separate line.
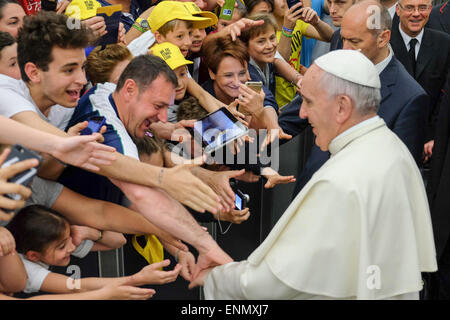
[133, 17, 150, 33]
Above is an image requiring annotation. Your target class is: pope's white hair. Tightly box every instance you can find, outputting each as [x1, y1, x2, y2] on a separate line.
[318, 69, 381, 116]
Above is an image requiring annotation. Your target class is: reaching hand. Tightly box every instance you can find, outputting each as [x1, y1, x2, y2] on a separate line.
[134, 259, 182, 285]
[0, 148, 36, 222]
[260, 127, 292, 151]
[188, 267, 213, 289]
[214, 207, 250, 224]
[192, 246, 233, 279]
[204, 169, 245, 212]
[0, 226, 15, 256]
[264, 174, 296, 189]
[98, 280, 156, 300]
[162, 159, 221, 214]
[51, 134, 116, 172]
[225, 18, 265, 41]
[177, 250, 196, 281]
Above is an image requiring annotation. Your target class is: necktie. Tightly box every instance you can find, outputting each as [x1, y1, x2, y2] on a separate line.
[409, 38, 418, 76]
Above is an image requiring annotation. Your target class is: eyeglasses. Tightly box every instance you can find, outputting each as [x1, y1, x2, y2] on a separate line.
[398, 3, 431, 13]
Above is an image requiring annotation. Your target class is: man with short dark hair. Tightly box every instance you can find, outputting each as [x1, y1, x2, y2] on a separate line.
[0, 11, 231, 275]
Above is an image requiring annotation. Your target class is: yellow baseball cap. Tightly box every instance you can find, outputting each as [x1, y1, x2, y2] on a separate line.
[65, 0, 102, 20]
[151, 42, 193, 70]
[148, 1, 215, 33]
[181, 2, 218, 26]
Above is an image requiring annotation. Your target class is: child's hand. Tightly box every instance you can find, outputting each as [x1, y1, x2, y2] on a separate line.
[0, 226, 15, 256]
[177, 250, 196, 282]
[136, 259, 182, 285]
[99, 281, 156, 300]
[264, 174, 296, 189]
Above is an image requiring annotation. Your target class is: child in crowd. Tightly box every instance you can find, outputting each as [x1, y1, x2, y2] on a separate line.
[148, 1, 225, 113]
[86, 44, 133, 85]
[7, 205, 182, 295]
[150, 42, 191, 123]
[0, 31, 19, 79]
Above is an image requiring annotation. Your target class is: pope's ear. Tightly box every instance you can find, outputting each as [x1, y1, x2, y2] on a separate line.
[24, 62, 41, 83]
[336, 94, 353, 124]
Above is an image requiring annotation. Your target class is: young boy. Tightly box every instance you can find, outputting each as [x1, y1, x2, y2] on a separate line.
[0, 31, 19, 79]
[148, 1, 214, 57]
[148, 1, 225, 113]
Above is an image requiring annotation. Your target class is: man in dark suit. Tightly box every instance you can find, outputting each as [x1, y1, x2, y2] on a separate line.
[426, 1, 449, 34]
[279, 0, 429, 198]
[427, 74, 450, 299]
[390, 0, 450, 146]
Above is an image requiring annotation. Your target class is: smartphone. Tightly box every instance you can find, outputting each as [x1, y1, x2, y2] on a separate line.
[219, 0, 236, 21]
[80, 116, 106, 135]
[234, 189, 249, 210]
[286, 0, 302, 9]
[96, 5, 122, 47]
[245, 81, 262, 93]
[192, 107, 249, 154]
[1, 144, 42, 201]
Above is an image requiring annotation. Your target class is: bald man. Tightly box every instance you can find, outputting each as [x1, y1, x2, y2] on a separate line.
[190, 50, 437, 300]
[284, 0, 429, 199]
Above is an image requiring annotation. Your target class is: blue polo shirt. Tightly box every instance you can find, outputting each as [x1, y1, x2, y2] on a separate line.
[58, 83, 139, 204]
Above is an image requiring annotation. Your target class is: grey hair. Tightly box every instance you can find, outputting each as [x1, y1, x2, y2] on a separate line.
[318, 69, 381, 116]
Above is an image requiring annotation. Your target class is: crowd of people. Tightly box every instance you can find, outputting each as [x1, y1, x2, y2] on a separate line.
[0, 0, 448, 300]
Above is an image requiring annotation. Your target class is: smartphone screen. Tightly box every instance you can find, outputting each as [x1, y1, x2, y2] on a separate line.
[193, 107, 248, 154]
[235, 192, 242, 210]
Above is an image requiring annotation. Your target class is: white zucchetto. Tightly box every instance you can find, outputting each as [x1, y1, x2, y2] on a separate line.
[315, 50, 381, 89]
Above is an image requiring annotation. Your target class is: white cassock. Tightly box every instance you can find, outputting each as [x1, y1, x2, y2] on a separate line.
[204, 117, 437, 300]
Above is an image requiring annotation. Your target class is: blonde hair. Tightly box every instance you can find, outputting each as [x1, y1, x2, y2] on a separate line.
[86, 44, 133, 85]
[157, 19, 193, 36]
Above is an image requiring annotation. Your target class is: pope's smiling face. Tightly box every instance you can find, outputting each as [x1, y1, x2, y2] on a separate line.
[299, 64, 340, 151]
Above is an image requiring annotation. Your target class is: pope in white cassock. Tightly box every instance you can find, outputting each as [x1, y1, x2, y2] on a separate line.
[189, 50, 438, 300]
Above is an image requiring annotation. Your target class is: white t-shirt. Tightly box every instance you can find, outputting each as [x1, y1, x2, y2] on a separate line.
[74, 82, 140, 160]
[19, 254, 51, 294]
[0, 74, 74, 129]
[19, 238, 93, 293]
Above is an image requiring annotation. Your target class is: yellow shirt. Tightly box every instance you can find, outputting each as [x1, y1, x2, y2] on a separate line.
[275, 20, 309, 108]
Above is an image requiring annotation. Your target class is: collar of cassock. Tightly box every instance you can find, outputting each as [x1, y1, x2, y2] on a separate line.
[328, 116, 385, 156]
